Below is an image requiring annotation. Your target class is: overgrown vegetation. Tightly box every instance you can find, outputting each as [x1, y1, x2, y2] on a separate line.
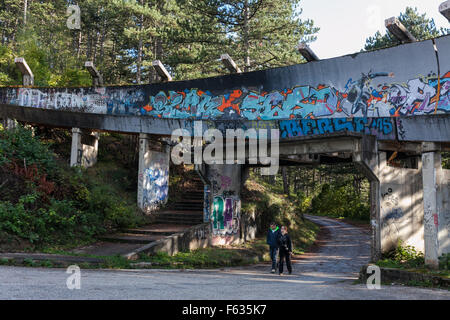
[242, 169, 319, 255]
[271, 164, 371, 223]
[0, 125, 143, 251]
[377, 241, 450, 279]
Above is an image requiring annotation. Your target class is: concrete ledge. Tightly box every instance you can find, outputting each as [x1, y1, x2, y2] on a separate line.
[124, 223, 212, 260]
[359, 264, 450, 288]
[0, 252, 105, 267]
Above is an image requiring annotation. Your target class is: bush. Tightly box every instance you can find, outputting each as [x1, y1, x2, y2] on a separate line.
[309, 183, 370, 221]
[382, 240, 425, 269]
[0, 125, 142, 248]
[439, 253, 450, 270]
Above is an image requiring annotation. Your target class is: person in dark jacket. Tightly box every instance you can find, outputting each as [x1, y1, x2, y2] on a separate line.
[277, 226, 293, 275]
[266, 222, 281, 273]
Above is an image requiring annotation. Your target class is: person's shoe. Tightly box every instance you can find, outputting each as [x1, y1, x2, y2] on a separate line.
[271, 269, 275, 274]
[279, 273, 284, 276]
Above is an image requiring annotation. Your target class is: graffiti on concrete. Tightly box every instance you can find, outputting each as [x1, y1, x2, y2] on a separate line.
[211, 196, 240, 236]
[203, 185, 211, 223]
[0, 86, 145, 115]
[140, 71, 450, 119]
[140, 149, 170, 211]
[142, 167, 169, 209]
[381, 186, 404, 245]
[1, 71, 449, 120]
[279, 117, 395, 139]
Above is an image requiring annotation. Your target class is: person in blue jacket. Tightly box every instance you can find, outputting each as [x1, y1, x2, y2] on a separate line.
[266, 222, 281, 273]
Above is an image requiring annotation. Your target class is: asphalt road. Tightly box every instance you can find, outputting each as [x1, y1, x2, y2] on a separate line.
[0, 216, 449, 300]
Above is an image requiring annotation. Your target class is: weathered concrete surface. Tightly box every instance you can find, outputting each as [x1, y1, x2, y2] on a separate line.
[1, 36, 449, 120]
[378, 152, 424, 253]
[2, 103, 450, 142]
[137, 134, 170, 212]
[204, 165, 243, 246]
[70, 128, 99, 168]
[1, 216, 449, 300]
[125, 223, 212, 259]
[422, 151, 450, 267]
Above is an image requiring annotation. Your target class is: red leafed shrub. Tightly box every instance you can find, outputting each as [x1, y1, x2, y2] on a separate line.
[8, 159, 55, 196]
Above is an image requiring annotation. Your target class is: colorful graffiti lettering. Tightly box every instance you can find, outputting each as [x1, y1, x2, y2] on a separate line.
[211, 196, 240, 236]
[2, 71, 449, 120]
[279, 117, 395, 139]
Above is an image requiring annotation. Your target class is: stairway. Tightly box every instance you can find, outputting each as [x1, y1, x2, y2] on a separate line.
[152, 177, 204, 225]
[75, 175, 205, 256]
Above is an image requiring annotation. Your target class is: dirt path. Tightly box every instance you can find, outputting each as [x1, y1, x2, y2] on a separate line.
[294, 214, 371, 279]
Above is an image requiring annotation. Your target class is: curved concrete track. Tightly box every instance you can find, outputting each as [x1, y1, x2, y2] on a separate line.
[0, 216, 448, 300]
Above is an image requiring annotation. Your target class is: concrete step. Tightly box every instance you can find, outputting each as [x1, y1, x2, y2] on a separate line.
[123, 224, 192, 235]
[99, 233, 165, 244]
[172, 205, 204, 210]
[154, 212, 203, 219]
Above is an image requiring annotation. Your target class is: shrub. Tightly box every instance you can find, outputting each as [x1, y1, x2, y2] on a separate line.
[439, 253, 450, 270]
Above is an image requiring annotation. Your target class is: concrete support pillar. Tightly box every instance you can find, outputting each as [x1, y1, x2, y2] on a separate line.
[205, 164, 243, 246]
[137, 134, 170, 213]
[70, 128, 99, 168]
[1, 118, 16, 130]
[378, 152, 424, 255]
[422, 150, 445, 269]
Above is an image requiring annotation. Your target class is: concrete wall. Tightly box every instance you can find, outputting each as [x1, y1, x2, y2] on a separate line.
[440, 169, 450, 256]
[205, 164, 243, 246]
[1, 35, 449, 121]
[379, 152, 424, 253]
[126, 223, 212, 258]
[137, 134, 170, 213]
[70, 128, 99, 168]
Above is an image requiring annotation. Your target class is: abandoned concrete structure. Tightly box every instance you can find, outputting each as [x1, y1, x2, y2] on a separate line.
[1, 35, 450, 268]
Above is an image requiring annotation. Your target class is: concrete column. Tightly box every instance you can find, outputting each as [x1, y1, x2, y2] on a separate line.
[70, 128, 99, 168]
[422, 151, 443, 269]
[378, 151, 424, 255]
[205, 164, 243, 246]
[137, 134, 170, 213]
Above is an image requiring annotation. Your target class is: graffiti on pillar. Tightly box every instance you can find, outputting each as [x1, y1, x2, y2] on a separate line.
[203, 185, 211, 223]
[1, 71, 449, 120]
[141, 151, 169, 211]
[381, 187, 404, 246]
[142, 167, 169, 209]
[211, 196, 240, 236]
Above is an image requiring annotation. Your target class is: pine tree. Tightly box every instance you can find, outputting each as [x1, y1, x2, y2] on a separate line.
[364, 7, 448, 51]
[188, 0, 319, 72]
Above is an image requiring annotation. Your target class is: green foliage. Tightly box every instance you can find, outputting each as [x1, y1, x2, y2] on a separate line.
[365, 7, 447, 51]
[0, 0, 319, 85]
[309, 182, 370, 221]
[0, 125, 142, 249]
[378, 240, 425, 269]
[0, 126, 56, 174]
[439, 253, 450, 271]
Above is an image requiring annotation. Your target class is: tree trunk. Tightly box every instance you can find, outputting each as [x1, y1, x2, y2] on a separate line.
[282, 167, 289, 195]
[243, 0, 250, 72]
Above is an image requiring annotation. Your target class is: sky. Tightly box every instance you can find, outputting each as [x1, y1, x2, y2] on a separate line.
[300, 0, 449, 59]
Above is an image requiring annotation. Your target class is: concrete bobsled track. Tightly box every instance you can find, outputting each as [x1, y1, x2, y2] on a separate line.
[0, 35, 449, 268]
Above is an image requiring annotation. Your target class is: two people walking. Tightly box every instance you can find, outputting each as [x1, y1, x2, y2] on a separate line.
[266, 222, 293, 275]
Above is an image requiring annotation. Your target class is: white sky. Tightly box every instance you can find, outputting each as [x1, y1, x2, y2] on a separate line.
[300, 0, 449, 59]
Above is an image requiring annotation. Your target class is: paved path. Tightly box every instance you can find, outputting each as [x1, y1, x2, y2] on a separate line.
[0, 216, 448, 300]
